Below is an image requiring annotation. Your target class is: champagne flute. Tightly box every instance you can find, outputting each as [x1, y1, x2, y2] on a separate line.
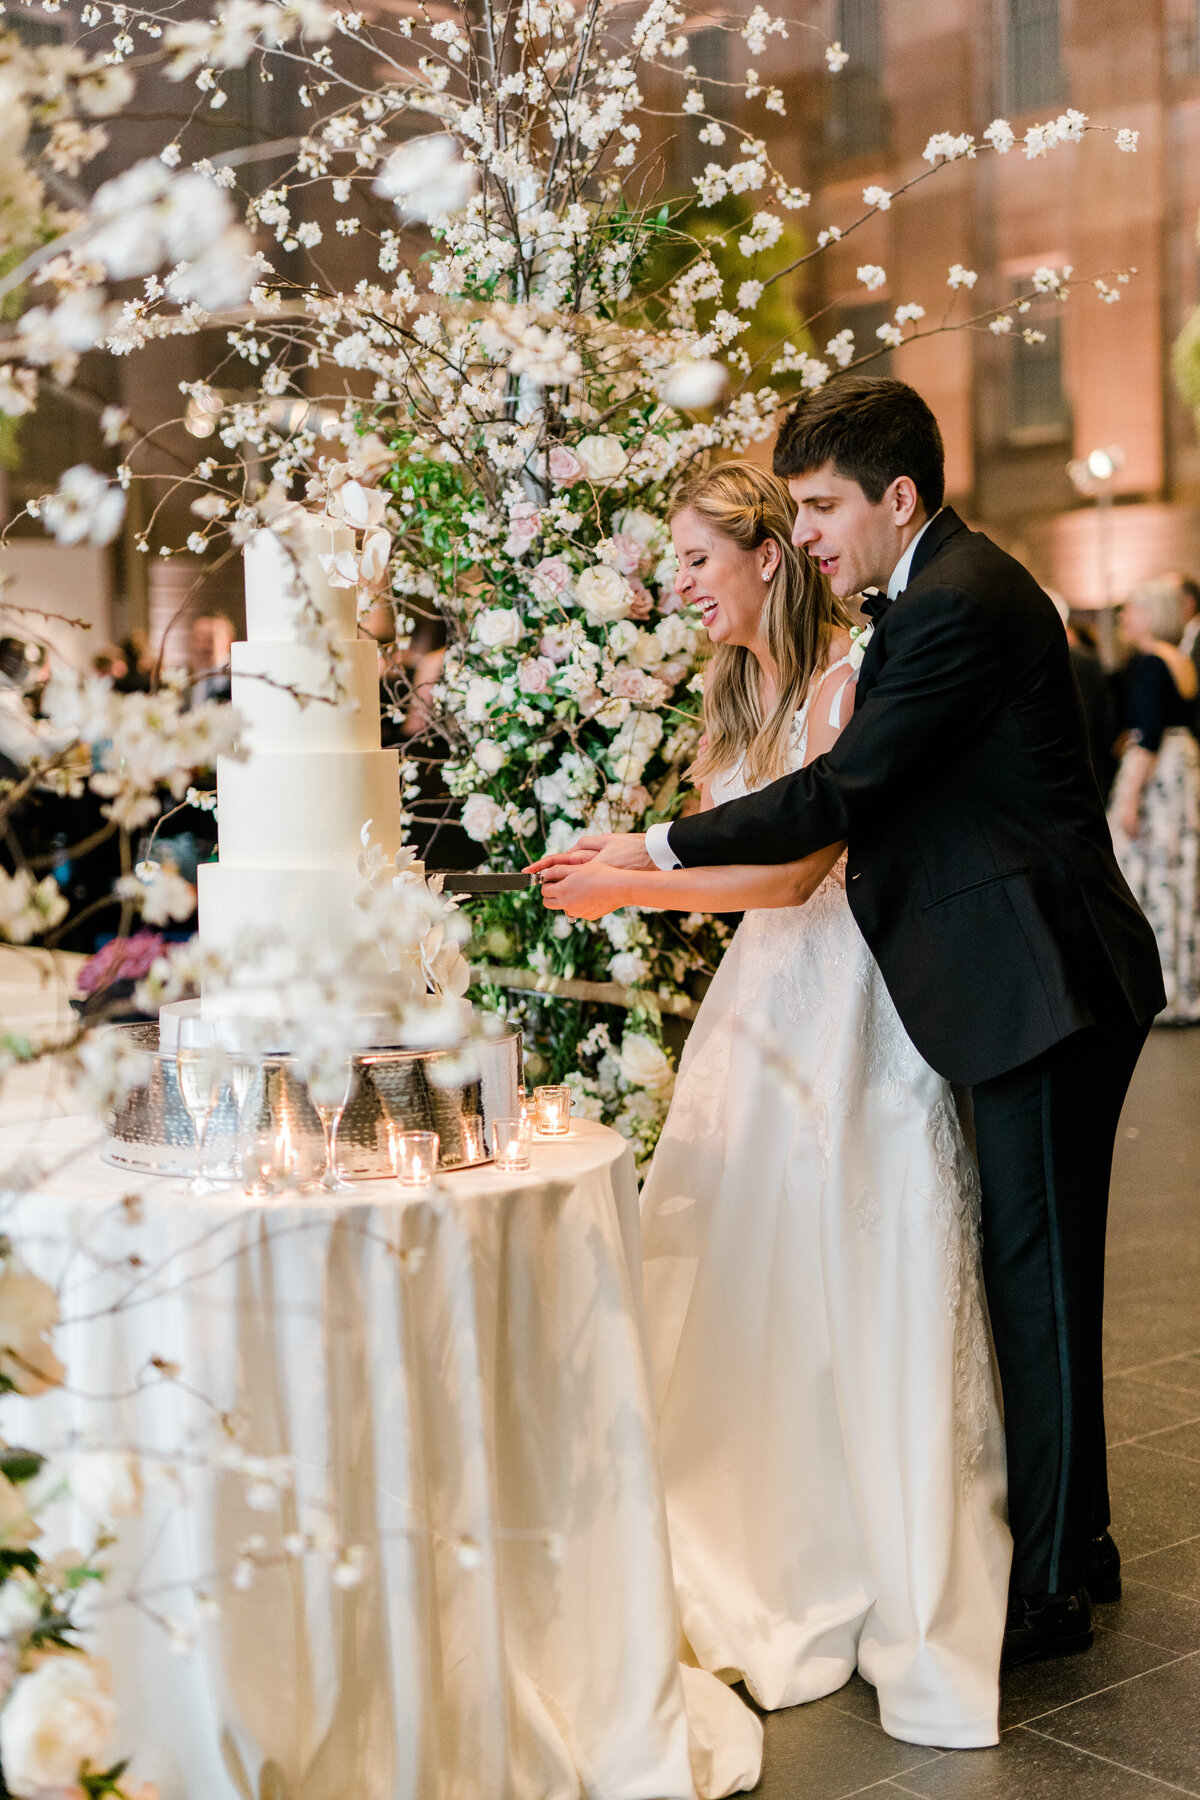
[229, 1060, 257, 1179]
[307, 1063, 356, 1193]
[175, 1048, 224, 1195]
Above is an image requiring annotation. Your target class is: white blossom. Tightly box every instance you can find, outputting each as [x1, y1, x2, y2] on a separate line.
[373, 135, 476, 222]
[856, 264, 886, 291]
[947, 263, 978, 290]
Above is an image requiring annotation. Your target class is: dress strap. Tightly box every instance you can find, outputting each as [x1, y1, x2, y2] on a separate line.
[813, 651, 858, 732]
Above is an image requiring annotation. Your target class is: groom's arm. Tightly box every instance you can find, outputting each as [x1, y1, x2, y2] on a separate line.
[668, 584, 1001, 869]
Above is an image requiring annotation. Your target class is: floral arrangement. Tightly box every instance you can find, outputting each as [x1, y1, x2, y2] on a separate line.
[0, 1245, 149, 1800]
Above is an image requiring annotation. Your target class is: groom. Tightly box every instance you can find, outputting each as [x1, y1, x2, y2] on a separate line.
[534, 375, 1165, 1668]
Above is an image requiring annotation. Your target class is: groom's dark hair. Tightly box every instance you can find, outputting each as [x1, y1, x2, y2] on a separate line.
[773, 374, 946, 516]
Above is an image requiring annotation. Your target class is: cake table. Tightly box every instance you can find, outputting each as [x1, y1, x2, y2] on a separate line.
[1, 1115, 761, 1800]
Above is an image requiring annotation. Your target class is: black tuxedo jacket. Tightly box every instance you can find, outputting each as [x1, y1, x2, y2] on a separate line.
[668, 508, 1165, 1084]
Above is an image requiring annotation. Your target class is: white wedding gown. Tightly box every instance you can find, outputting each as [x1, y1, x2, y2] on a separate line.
[642, 666, 1012, 1751]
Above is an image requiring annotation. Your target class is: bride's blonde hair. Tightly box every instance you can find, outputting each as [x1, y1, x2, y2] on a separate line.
[671, 462, 851, 789]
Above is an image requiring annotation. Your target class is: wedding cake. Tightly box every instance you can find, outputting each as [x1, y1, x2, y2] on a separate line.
[163, 515, 407, 1047]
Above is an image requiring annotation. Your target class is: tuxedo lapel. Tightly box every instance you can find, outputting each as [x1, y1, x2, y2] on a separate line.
[906, 506, 968, 587]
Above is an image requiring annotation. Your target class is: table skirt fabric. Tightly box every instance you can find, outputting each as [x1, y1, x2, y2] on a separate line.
[2, 1117, 762, 1800]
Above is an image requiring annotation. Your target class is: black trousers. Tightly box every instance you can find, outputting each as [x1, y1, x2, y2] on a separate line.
[971, 1008, 1149, 1597]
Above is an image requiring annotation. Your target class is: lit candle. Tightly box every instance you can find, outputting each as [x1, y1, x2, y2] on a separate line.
[533, 1085, 572, 1136]
[393, 1130, 440, 1187]
[491, 1116, 532, 1172]
[460, 1113, 485, 1163]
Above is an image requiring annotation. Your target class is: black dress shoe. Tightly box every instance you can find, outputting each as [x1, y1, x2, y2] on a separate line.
[1087, 1530, 1122, 1603]
[1002, 1590, 1093, 1670]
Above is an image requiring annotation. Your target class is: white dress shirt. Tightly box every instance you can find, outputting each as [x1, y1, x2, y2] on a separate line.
[647, 511, 944, 870]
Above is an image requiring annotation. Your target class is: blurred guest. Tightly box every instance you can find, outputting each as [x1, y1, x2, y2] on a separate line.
[114, 631, 154, 693]
[377, 611, 475, 870]
[1109, 579, 1200, 1022]
[1171, 574, 1200, 740]
[1049, 592, 1119, 799]
[188, 614, 235, 705]
[91, 646, 129, 683]
[0, 637, 71, 776]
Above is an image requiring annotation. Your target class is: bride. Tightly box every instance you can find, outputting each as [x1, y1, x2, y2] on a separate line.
[535, 463, 1011, 1749]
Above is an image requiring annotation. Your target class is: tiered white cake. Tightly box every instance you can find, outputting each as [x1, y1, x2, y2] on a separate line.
[188, 517, 405, 1039]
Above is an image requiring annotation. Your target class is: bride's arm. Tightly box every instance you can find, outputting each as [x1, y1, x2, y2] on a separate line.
[539, 840, 845, 921]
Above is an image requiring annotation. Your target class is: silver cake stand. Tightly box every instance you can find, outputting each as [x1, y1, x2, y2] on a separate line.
[102, 1022, 524, 1182]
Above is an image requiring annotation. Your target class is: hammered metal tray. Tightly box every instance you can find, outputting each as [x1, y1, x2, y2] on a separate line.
[102, 1023, 523, 1181]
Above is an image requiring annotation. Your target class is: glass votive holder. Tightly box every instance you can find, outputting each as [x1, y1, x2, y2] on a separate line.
[460, 1112, 485, 1163]
[491, 1116, 532, 1172]
[392, 1129, 440, 1187]
[533, 1085, 572, 1136]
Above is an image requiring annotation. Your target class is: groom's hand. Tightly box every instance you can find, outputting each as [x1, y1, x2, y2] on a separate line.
[526, 832, 653, 877]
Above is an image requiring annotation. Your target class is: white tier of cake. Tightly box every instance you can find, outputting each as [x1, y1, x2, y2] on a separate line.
[199, 519, 407, 1029]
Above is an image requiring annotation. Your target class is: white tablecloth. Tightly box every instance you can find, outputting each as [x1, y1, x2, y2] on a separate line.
[1, 1115, 761, 1800]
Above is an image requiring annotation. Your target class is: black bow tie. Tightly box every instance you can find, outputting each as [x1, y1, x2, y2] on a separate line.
[860, 590, 892, 623]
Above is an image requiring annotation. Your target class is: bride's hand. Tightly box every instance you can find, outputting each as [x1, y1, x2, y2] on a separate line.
[538, 858, 631, 920]
[526, 832, 653, 877]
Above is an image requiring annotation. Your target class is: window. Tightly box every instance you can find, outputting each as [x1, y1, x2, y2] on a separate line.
[827, 0, 886, 159]
[1009, 293, 1069, 439]
[675, 27, 728, 187]
[833, 301, 893, 376]
[1004, 0, 1065, 115]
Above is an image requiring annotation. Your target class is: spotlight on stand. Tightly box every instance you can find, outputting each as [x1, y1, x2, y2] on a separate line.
[1066, 444, 1125, 615]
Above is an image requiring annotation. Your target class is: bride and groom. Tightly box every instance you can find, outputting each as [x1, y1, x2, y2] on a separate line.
[529, 375, 1165, 1750]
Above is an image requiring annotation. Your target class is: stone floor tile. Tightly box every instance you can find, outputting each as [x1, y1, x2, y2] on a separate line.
[1125, 1537, 1200, 1602]
[1106, 1445, 1200, 1558]
[1096, 1580, 1200, 1655]
[752, 1697, 944, 1800]
[1035, 1653, 1200, 1793]
[882, 1727, 1187, 1798]
[1000, 1630, 1178, 1729]
[1137, 1419, 1200, 1464]
[1104, 1378, 1200, 1448]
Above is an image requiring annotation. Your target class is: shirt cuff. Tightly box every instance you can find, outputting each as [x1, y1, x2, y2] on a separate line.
[646, 821, 681, 871]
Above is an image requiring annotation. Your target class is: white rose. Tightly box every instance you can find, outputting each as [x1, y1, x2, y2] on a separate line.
[461, 793, 505, 841]
[576, 564, 632, 625]
[474, 608, 524, 650]
[612, 507, 660, 547]
[631, 631, 665, 669]
[656, 614, 689, 656]
[0, 1581, 40, 1641]
[607, 619, 640, 659]
[575, 435, 628, 482]
[472, 739, 507, 776]
[0, 1655, 117, 1794]
[0, 1262, 64, 1398]
[463, 677, 500, 722]
[616, 1031, 676, 1099]
[68, 1451, 142, 1526]
[609, 949, 649, 986]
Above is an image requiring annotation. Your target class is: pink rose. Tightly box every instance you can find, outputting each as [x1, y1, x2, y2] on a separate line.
[611, 665, 665, 702]
[548, 445, 583, 485]
[657, 587, 684, 614]
[609, 533, 644, 577]
[626, 577, 654, 620]
[531, 554, 574, 599]
[517, 655, 554, 694]
[504, 501, 540, 557]
[539, 626, 572, 663]
[658, 660, 687, 689]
